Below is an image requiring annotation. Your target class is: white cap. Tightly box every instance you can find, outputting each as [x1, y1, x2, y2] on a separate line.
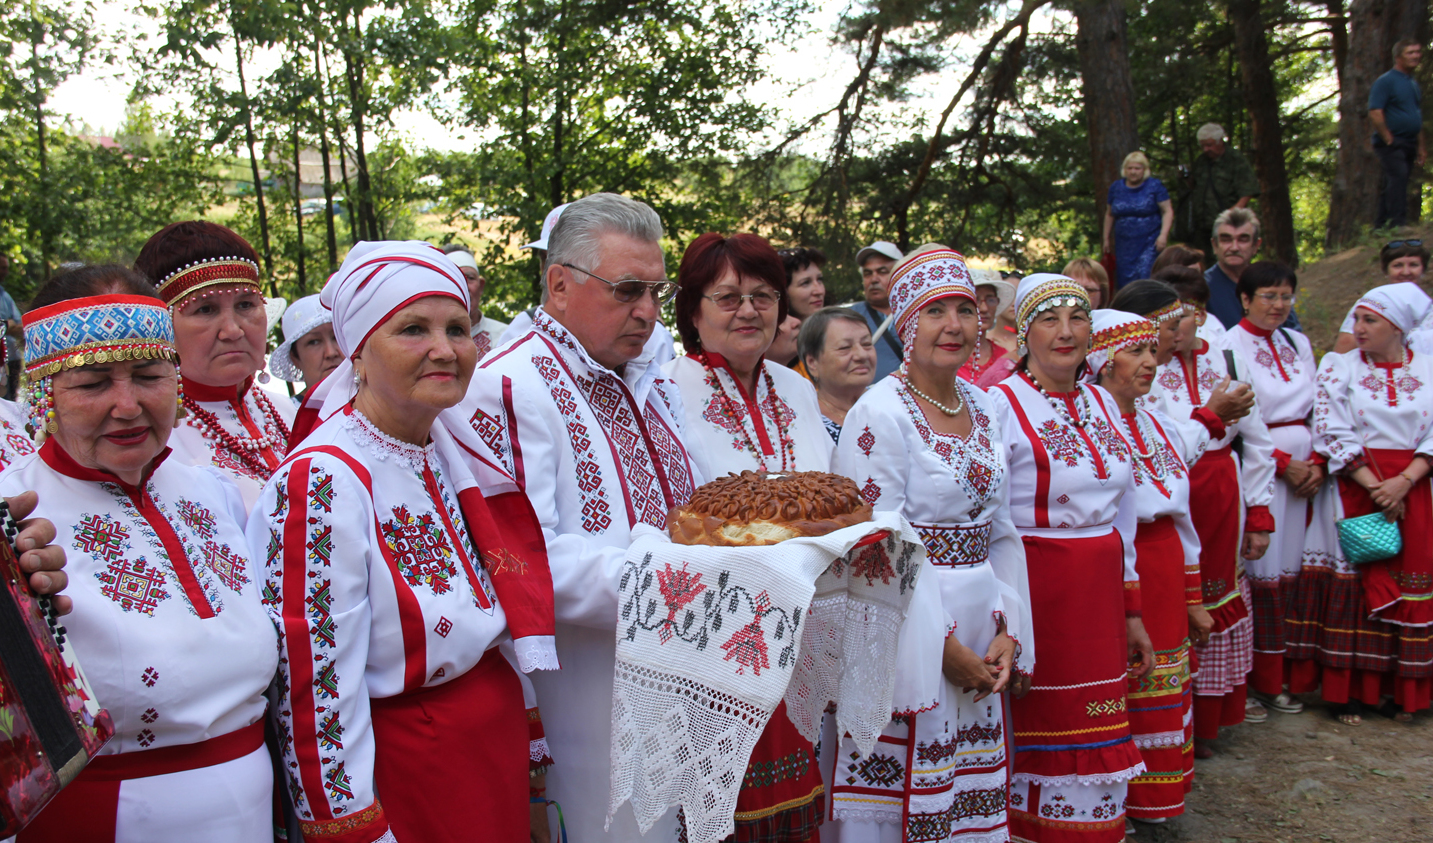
[521, 204, 572, 251]
[447, 250, 479, 273]
[268, 294, 332, 382]
[856, 241, 903, 266]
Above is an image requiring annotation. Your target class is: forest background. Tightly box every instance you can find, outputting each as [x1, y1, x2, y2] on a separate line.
[0, 0, 1427, 319]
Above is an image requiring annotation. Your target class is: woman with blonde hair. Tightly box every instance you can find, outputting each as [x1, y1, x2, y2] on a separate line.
[1063, 256, 1111, 310]
[1104, 150, 1175, 290]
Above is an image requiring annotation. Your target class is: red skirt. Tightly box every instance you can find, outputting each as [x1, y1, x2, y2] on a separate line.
[1125, 518, 1194, 819]
[1287, 454, 1432, 712]
[730, 701, 823, 842]
[1186, 448, 1251, 738]
[1011, 531, 1143, 782]
[370, 647, 528, 840]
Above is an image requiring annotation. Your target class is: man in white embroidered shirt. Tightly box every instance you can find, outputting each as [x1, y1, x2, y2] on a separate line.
[475, 192, 700, 841]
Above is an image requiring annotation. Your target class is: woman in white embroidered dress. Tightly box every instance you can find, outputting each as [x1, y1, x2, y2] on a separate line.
[1295, 283, 1433, 725]
[664, 232, 831, 841]
[1089, 309, 1212, 827]
[1110, 277, 1276, 753]
[829, 246, 1031, 843]
[5, 266, 277, 843]
[1226, 262, 1322, 716]
[987, 274, 1153, 843]
[248, 242, 558, 843]
[132, 222, 296, 509]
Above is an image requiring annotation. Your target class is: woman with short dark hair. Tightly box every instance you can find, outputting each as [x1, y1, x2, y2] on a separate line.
[664, 231, 830, 840]
[796, 306, 875, 441]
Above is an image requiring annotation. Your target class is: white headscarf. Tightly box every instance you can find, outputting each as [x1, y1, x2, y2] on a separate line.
[312, 240, 469, 423]
[1355, 282, 1429, 337]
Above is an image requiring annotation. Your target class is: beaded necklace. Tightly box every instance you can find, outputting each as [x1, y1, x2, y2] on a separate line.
[900, 366, 965, 416]
[704, 362, 794, 473]
[182, 387, 291, 479]
[1122, 411, 1168, 481]
[1020, 367, 1089, 429]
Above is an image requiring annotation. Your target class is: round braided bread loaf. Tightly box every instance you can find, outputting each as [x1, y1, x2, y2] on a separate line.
[667, 470, 873, 546]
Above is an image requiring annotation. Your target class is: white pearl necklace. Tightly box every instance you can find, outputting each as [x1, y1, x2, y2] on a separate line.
[1026, 370, 1088, 428]
[902, 372, 965, 416]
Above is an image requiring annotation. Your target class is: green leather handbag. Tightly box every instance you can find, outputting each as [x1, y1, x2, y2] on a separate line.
[1336, 511, 1402, 565]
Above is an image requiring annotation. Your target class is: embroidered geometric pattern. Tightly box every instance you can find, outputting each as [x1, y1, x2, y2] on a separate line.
[94, 556, 171, 616]
[643, 402, 694, 508]
[914, 734, 959, 765]
[308, 473, 335, 513]
[950, 786, 1010, 821]
[307, 525, 334, 567]
[381, 504, 458, 595]
[896, 378, 1004, 518]
[535, 354, 612, 534]
[850, 752, 905, 787]
[579, 371, 672, 529]
[741, 747, 812, 789]
[308, 578, 336, 648]
[203, 541, 250, 592]
[1085, 697, 1127, 717]
[317, 710, 343, 750]
[916, 522, 991, 567]
[175, 499, 216, 539]
[1037, 418, 1085, 468]
[73, 513, 130, 562]
[857, 426, 875, 456]
[468, 405, 513, 476]
[1089, 417, 1131, 463]
[860, 476, 881, 505]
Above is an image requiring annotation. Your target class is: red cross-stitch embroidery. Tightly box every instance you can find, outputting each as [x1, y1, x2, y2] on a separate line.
[1037, 419, 1084, 468]
[473, 330, 493, 362]
[308, 578, 336, 648]
[382, 505, 458, 594]
[657, 561, 707, 643]
[857, 426, 875, 456]
[176, 499, 216, 539]
[203, 541, 250, 592]
[434, 616, 453, 638]
[308, 473, 335, 513]
[468, 405, 512, 475]
[74, 513, 130, 561]
[1156, 367, 1183, 394]
[535, 354, 613, 534]
[95, 557, 171, 616]
[141, 666, 159, 687]
[850, 542, 895, 585]
[721, 592, 772, 676]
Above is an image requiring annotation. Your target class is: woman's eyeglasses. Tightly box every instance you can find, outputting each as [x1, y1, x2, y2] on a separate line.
[702, 289, 782, 311]
[561, 264, 677, 304]
[1385, 239, 1423, 250]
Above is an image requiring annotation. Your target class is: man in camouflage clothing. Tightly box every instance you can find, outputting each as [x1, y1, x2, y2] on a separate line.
[1178, 122, 1259, 250]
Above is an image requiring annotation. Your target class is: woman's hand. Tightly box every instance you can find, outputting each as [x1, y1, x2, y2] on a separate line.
[982, 631, 1017, 699]
[1241, 530, 1271, 561]
[1205, 377, 1255, 424]
[1155, 234, 1168, 251]
[1290, 462, 1324, 498]
[7, 491, 71, 616]
[942, 637, 998, 702]
[1187, 605, 1214, 648]
[1011, 673, 1032, 698]
[1368, 474, 1414, 512]
[529, 774, 551, 843]
[1127, 617, 1154, 679]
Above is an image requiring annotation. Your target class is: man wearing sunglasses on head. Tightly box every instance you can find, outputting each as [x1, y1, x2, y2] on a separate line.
[1332, 238, 1433, 353]
[475, 192, 702, 843]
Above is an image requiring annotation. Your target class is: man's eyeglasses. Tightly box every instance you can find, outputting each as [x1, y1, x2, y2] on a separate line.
[561, 264, 676, 305]
[703, 289, 781, 311]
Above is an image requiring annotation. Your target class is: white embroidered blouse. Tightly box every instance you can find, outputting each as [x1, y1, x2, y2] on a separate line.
[476, 307, 699, 841]
[989, 373, 1141, 589]
[1142, 340, 1278, 525]
[1313, 348, 1433, 472]
[663, 353, 832, 479]
[835, 374, 1035, 674]
[0, 397, 36, 471]
[0, 444, 277, 756]
[247, 407, 510, 840]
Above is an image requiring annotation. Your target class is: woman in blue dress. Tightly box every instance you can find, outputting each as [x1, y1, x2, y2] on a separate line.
[1104, 151, 1174, 289]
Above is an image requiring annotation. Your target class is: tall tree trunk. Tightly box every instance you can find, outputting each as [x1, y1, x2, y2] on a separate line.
[291, 124, 307, 293]
[314, 46, 339, 271]
[30, 26, 50, 279]
[1072, 0, 1140, 245]
[233, 27, 274, 279]
[1229, 0, 1298, 265]
[1325, 0, 1427, 248]
[343, 13, 378, 241]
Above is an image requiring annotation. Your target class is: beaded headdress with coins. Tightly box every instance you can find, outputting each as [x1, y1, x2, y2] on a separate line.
[1146, 298, 1187, 327]
[156, 256, 262, 308]
[1014, 274, 1092, 357]
[22, 295, 178, 441]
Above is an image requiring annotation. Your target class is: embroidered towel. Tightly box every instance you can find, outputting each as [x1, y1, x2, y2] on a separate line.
[607, 512, 926, 843]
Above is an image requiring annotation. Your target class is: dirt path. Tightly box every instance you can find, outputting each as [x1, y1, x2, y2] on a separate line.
[1128, 694, 1433, 843]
